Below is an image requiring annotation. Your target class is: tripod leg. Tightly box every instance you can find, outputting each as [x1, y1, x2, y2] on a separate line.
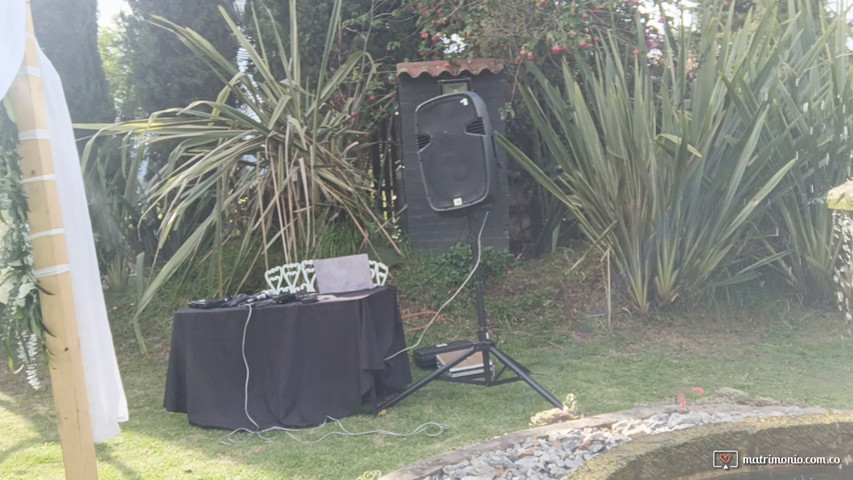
[375, 347, 478, 412]
[487, 345, 563, 409]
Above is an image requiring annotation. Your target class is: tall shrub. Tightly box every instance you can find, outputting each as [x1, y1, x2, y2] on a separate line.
[758, 0, 853, 302]
[498, 1, 845, 313]
[85, 0, 399, 331]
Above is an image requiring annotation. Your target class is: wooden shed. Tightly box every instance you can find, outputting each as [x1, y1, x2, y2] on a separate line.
[395, 59, 510, 253]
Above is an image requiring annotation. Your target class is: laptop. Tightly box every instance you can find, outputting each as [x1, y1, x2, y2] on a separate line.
[313, 254, 374, 294]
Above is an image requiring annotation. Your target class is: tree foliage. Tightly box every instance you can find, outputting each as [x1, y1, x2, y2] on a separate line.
[98, 24, 134, 121]
[400, 0, 639, 62]
[30, 0, 114, 137]
[120, 0, 239, 118]
[241, 0, 420, 132]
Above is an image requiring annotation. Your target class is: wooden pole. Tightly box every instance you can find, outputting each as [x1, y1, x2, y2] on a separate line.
[6, 2, 99, 479]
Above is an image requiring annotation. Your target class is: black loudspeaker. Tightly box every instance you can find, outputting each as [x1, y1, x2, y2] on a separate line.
[416, 91, 498, 213]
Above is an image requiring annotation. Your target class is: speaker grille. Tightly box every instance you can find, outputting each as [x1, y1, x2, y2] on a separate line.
[465, 118, 486, 135]
[415, 92, 497, 212]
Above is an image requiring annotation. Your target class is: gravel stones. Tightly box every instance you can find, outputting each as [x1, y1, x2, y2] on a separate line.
[428, 407, 811, 480]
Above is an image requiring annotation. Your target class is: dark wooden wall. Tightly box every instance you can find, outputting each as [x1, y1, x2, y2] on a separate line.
[396, 70, 510, 253]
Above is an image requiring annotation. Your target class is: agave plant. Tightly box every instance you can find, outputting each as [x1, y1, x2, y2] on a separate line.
[498, 1, 842, 313]
[754, 0, 853, 302]
[84, 0, 399, 343]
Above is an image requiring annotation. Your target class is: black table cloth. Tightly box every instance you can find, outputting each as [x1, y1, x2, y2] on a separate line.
[163, 286, 412, 429]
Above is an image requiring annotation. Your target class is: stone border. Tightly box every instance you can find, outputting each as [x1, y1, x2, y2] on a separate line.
[573, 411, 853, 479]
[379, 404, 847, 480]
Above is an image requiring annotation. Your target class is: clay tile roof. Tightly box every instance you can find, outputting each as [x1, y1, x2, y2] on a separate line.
[396, 59, 504, 78]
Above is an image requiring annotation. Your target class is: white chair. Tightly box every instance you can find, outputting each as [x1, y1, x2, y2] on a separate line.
[264, 258, 389, 295]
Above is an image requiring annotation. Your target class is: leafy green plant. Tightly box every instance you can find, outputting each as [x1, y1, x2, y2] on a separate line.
[831, 210, 853, 337]
[83, 0, 400, 345]
[400, 0, 640, 63]
[433, 243, 515, 287]
[753, 0, 853, 303]
[392, 243, 514, 312]
[0, 105, 43, 384]
[499, 1, 834, 314]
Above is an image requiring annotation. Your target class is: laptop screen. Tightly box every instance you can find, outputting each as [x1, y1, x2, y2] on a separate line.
[313, 254, 373, 294]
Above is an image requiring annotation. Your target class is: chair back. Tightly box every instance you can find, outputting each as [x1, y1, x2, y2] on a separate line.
[264, 258, 389, 294]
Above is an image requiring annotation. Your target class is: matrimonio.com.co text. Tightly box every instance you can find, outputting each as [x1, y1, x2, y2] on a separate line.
[713, 450, 844, 470]
[742, 454, 843, 466]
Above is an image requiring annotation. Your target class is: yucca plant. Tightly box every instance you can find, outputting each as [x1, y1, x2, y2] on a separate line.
[498, 1, 828, 314]
[756, 0, 853, 302]
[84, 0, 399, 341]
[81, 134, 148, 279]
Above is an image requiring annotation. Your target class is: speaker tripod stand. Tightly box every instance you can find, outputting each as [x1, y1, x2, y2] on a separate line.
[376, 211, 564, 412]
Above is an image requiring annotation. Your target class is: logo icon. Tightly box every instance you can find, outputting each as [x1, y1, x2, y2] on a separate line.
[713, 450, 739, 469]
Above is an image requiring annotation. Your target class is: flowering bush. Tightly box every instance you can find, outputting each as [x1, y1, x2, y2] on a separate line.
[400, 0, 642, 62]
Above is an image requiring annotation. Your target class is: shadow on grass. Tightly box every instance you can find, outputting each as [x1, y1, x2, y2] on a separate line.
[0, 392, 56, 438]
[0, 438, 46, 467]
[97, 443, 144, 480]
[0, 380, 62, 477]
[0, 383, 156, 480]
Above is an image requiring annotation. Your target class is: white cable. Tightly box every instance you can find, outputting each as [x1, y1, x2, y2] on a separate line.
[221, 416, 451, 445]
[384, 210, 490, 361]
[240, 304, 261, 432]
[229, 303, 450, 446]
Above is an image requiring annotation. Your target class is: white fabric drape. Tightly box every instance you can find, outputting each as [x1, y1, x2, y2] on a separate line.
[0, 0, 26, 98]
[1, 0, 128, 443]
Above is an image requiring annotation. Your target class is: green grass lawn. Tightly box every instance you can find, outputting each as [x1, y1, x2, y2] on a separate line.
[1, 251, 851, 479]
